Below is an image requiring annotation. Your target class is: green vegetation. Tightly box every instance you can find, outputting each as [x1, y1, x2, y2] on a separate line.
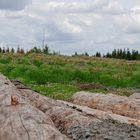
[104, 48, 140, 60]
[31, 83, 79, 100]
[0, 52, 140, 100]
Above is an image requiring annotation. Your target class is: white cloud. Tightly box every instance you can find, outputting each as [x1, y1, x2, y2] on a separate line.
[0, 10, 27, 18]
[113, 5, 140, 35]
[63, 18, 82, 33]
[103, 1, 124, 15]
[0, 0, 140, 54]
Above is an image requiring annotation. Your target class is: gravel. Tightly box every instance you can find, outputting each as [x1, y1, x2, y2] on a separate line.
[67, 119, 140, 140]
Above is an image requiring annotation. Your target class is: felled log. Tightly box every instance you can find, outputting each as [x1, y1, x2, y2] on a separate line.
[47, 106, 100, 133]
[58, 100, 140, 127]
[71, 92, 140, 119]
[15, 83, 100, 129]
[15, 82, 140, 127]
[0, 74, 70, 140]
[17, 88, 140, 140]
[12, 78, 140, 139]
[17, 87, 63, 113]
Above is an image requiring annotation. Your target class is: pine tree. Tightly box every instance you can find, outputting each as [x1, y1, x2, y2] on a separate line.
[43, 44, 49, 54]
[126, 48, 131, 60]
[20, 48, 25, 54]
[6, 47, 10, 53]
[11, 48, 15, 53]
[106, 52, 111, 58]
[17, 46, 20, 53]
[74, 52, 78, 56]
[95, 52, 101, 57]
[112, 49, 117, 58]
[122, 49, 126, 59]
[2, 47, 5, 53]
[0, 47, 2, 53]
[85, 52, 89, 56]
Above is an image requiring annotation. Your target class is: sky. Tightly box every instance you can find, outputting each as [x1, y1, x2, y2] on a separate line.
[0, 0, 140, 55]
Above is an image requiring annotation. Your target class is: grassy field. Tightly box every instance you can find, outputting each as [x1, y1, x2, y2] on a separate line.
[0, 53, 140, 100]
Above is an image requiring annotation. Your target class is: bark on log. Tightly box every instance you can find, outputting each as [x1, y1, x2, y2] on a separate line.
[18, 88, 63, 113]
[47, 106, 100, 133]
[11, 77, 140, 140]
[15, 82, 140, 127]
[58, 100, 140, 127]
[15, 84, 100, 131]
[129, 93, 140, 100]
[71, 92, 140, 119]
[0, 74, 70, 140]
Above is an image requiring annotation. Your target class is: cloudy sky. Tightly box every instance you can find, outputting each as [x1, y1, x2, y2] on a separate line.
[0, 0, 140, 55]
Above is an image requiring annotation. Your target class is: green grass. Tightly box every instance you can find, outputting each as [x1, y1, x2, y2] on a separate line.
[31, 83, 79, 100]
[0, 53, 140, 100]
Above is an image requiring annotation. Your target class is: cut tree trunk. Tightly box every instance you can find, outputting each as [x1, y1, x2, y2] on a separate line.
[11, 77, 140, 140]
[15, 82, 140, 128]
[15, 83, 100, 132]
[58, 100, 140, 127]
[71, 92, 140, 119]
[0, 74, 70, 140]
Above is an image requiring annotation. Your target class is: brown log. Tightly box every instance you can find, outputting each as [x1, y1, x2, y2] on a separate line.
[17, 88, 62, 113]
[47, 106, 100, 133]
[15, 82, 140, 128]
[12, 78, 140, 139]
[0, 74, 70, 140]
[58, 100, 140, 127]
[71, 92, 140, 119]
[16, 84, 100, 131]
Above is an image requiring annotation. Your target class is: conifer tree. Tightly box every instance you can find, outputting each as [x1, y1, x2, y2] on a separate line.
[11, 48, 15, 53]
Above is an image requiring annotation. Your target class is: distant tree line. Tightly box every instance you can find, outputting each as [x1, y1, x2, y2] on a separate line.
[0, 44, 50, 55]
[0, 45, 140, 60]
[73, 52, 101, 57]
[73, 48, 140, 60]
[104, 48, 140, 60]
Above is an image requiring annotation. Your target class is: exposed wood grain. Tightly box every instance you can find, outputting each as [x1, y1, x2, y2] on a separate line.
[0, 74, 70, 140]
[71, 91, 140, 119]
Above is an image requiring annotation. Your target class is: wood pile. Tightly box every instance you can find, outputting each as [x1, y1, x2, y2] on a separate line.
[0, 74, 140, 140]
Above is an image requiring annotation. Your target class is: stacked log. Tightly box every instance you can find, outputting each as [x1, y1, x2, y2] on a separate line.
[71, 92, 140, 119]
[17, 84, 140, 127]
[15, 82, 101, 132]
[58, 100, 140, 127]
[1, 74, 140, 140]
[16, 86, 140, 140]
[0, 74, 70, 140]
